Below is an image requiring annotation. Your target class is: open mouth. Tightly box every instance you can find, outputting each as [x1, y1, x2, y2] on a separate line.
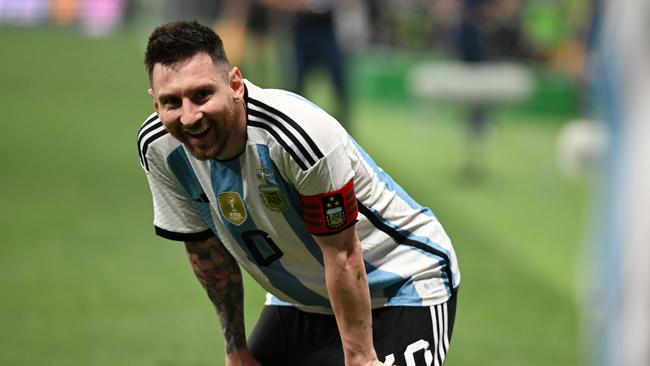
[186, 125, 211, 139]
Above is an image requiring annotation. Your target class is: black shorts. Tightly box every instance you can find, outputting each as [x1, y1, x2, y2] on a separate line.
[248, 292, 458, 366]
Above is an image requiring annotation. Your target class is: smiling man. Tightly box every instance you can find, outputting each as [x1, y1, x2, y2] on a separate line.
[137, 21, 460, 366]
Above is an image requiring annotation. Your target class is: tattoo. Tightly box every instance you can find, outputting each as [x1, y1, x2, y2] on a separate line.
[185, 237, 246, 353]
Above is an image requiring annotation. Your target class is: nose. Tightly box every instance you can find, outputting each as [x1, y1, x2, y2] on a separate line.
[179, 101, 203, 127]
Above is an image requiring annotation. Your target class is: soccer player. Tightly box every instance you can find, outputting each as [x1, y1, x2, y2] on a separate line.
[137, 21, 460, 366]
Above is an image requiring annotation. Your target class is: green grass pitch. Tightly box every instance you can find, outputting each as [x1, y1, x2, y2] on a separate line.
[0, 27, 589, 365]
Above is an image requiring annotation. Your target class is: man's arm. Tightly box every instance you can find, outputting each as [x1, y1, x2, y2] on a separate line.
[184, 236, 260, 366]
[313, 226, 381, 366]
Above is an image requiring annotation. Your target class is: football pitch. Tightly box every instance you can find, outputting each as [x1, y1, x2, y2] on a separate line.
[0, 27, 590, 365]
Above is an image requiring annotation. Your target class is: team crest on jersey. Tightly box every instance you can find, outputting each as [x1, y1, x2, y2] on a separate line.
[259, 185, 289, 212]
[322, 194, 346, 229]
[218, 192, 247, 225]
[256, 165, 274, 180]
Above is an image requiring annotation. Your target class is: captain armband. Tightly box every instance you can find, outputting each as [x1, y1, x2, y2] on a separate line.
[298, 179, 358, 236]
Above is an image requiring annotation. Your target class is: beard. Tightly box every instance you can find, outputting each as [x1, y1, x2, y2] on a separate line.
[184, 120, 230, 160]
[167, 103, 237, 161]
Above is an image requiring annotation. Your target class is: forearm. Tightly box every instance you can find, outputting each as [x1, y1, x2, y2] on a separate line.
[323, 242, 376, 366]
[185, 237, 246, 354]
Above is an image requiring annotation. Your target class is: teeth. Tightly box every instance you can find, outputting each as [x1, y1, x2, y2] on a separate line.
[186, 125, 209, 136]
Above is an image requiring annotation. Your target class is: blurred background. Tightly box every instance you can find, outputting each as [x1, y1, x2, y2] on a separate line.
[1, 0, 645, 365]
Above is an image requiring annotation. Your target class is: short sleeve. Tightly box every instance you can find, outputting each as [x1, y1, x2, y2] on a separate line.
[294, 142, 359, 236]
[145, 167, 213, 241]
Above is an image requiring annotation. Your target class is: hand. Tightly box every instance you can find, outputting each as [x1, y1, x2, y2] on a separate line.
[225, 348, 262, 366]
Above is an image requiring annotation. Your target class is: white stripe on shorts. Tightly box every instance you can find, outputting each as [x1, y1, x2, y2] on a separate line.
[431, 305, 440, 366]
[430, 303, 450, 366]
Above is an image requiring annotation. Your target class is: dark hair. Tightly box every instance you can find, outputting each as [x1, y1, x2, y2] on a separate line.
[144, 20, 229, 83]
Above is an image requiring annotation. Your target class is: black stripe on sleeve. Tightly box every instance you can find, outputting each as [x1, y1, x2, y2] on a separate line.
[248, 121, 309, 171]
[154, 226, 214, 242]
[137, 114, 159, 137]
[137, 119, 162, 150]
[141, 114, 159, 128]
[137, 121, 164, 167]
[137, 114, 161, 146]
[137, 115, 159, 162]
[140, 128, 169, 171]
[357, 201, 454, 289]
[247, 97, 324, 159]
[248, 109, 317, 166]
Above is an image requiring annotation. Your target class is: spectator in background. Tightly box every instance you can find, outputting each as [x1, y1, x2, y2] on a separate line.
[212, 0, 282, 87]
[244, 2, 273, 84]
[427, 0, 461, 54]
[262, 0, 351, 131]
[213, 0, 250, 66]
[456, 0, 496, 180]
[242, 1, 281, 87]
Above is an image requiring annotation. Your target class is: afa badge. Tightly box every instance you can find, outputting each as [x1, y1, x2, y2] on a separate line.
[260, 185, 289, 212]
[322, 194, 346, 229]
[218, 192, 247, 226]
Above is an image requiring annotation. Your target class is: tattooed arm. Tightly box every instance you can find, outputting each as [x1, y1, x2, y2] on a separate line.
[185, 236, 261, 366]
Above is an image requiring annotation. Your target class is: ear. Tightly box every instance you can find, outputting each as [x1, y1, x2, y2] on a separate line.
[148, 88, 159, 113]
[229, 67, 245, 102]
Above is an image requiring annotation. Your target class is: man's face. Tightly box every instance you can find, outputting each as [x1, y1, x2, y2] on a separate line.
[149, 53, 244, 160]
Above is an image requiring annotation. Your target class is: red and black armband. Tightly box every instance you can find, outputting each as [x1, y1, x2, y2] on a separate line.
[298, 179, 359, 236]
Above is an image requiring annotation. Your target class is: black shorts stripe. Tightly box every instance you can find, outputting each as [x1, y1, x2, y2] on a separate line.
[357, 201, 454, 291]
[247, 97, 324, 159]
[139, 128, 168, 171]
[248, 108, 318, 166]
[249, 121, 309, 171]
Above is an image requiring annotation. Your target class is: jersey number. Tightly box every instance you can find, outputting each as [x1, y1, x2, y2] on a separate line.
[383, 339, 434, 366]
[241, 230, 283, 267]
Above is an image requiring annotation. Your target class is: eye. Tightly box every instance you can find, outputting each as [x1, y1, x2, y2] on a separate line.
[162, 97, 181, 109]
[194, 89, 213, 103]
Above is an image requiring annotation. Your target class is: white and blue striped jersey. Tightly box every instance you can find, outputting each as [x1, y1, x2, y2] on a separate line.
[138, 80, 460, 313]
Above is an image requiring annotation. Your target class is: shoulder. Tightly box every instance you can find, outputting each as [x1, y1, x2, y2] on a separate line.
[244, 80, 347, 171]
[136, 112, 180, 172]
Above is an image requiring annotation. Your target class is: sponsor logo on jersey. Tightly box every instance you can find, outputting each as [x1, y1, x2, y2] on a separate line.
[322, 194, 346, 229]
[259, 185, 289, 212]
[218, 192, 247, 225]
